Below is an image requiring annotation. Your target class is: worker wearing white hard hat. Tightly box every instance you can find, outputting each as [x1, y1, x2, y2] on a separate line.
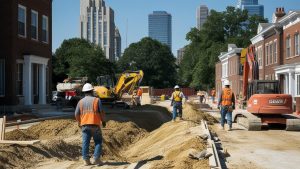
[75, 83, 106, 166]
[218, 80, 235, 131]
[170, 85, 186, 122]
[224, 80, 230, 86]
[82, 83, 94, 92]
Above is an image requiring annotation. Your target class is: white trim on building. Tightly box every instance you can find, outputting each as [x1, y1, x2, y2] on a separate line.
[274, 63, 300, 97]
[23, 55, 49, 105]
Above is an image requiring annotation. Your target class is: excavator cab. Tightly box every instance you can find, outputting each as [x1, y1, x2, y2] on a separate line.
[96, 75, 115, 89]
[247, 80, 280, 99]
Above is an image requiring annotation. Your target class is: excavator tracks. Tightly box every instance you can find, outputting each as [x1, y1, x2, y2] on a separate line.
[284, 114, 300, 131]
[234, 110, 262, 131]
[234, 110, 300, 131]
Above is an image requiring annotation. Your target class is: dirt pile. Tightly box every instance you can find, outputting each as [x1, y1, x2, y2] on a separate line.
[0, 139, 81, 169]
[5, 119, 80, 141]
[2, 119, 148, 169]
[123, 120, 209, 169]
[183, 103, 217, 124]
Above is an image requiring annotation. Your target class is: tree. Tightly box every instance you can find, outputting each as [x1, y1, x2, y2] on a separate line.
[53, 38, 114, 84]
[178, 6, 268, 90]
[117, 37, 177, 88]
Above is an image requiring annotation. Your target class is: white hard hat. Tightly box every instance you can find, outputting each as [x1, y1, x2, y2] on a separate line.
[174, 85, 180, 89]
[224, 80, 230, 86]
[82, 83, 94, 92]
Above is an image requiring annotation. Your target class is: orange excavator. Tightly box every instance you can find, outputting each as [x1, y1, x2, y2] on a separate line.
[233, 45, 300, 131]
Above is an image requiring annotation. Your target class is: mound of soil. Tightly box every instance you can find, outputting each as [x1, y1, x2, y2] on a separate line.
[0, 139, 81, 169]
[5, 129, 35, 141]
[123, 120, 209, 169]
[183, 103, 217, 124]
[2, 119, 148, 168]
[5, 120, 80, 141]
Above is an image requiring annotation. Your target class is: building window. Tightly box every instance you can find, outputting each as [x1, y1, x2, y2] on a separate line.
[80, 22, 83, 38]
[42, 15, 49, 43]
[274, 41, 277, 63]
[98, 12, 102, 45]
[16, 63, 23, 96]
[87, 12, 91, 41]
[265, 45, 269, 65]
[295, 34, 300, 56]
[296, 74, 300, 96]
[18, 4, 26, 37]
[286, 36, 291, 58]
[31, 10, 38, 40]
[93, 10, 97, 43]
[269, 43, 273, 64]
[0, 59, 5, 96]
[103, 21, 107, 45]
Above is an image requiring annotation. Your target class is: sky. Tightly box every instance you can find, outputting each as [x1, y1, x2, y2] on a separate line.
[52, 0, 300, 56]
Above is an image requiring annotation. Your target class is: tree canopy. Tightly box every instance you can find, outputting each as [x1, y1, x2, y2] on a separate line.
[117, 37, 177, 88]
[53, 38, 114, 84]
[179, 7, 268, 90]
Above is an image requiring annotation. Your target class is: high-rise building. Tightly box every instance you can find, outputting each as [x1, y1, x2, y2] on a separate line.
[196, 5, 209, 30]
[177, 47, 186, 65]
[148, 11, 172, 50]
[80, 0, 117, 61]
[114, 27, 121, 60]
[237, 0, 264, 17]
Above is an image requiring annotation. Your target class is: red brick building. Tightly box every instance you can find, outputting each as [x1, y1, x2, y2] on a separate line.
[251, 8, 300, 110]
[215, 44, 242, 98]
[0, 0, 52, 112]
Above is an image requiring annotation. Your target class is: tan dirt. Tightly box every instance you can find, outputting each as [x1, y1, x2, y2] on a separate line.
[1, 120, 147, 169]
[1, 104, 212, 169]
[123, 121, 209, 169]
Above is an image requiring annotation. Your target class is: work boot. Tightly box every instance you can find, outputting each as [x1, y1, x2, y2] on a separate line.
[83, 159, 91, 166]
[94, 158, 103, 166]
[220, 125, 225, 130]
[227, 127, 232, 131]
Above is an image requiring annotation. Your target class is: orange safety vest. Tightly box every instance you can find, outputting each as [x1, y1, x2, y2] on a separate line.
[173, 91, 182, 102]
[137, 88, 143, 96]
[211, 90, 216, 96]
[221, 88, 233, 106]
[79, 98, 105, 126]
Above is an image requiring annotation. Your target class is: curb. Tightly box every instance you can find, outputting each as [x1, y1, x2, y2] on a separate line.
[201, 120, 222, 169]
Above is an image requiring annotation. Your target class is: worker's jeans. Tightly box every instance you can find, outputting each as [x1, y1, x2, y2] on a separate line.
[172, 101, 182, 120]
[82, 125, 102, 160]
[221, 107, 232, 128]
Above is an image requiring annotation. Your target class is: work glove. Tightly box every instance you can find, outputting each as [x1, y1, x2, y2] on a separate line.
[102, 121, 106, 128]
[217, 105, 220, 110]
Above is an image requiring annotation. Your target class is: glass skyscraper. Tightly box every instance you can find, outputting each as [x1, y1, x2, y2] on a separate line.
[196, 5, 209, 30]
[148, 11, 172, 50]
[237, 0, 264, 17]
[80, 0, 120, 61]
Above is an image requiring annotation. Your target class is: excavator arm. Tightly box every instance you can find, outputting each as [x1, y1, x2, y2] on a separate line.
[113, 70, 144, 99]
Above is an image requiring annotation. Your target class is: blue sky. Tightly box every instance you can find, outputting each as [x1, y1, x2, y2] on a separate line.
[53, 0, 300, 56]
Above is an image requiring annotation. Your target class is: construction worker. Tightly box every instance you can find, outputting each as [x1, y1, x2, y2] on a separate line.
[218, 80, 235, 131]
[211, 88, 216, 103]
[137, 87, 143, 105]
[170, 85, 185, 122]
[75, 83, 106, 166]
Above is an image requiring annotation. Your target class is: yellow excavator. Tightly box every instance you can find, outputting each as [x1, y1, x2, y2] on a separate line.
[94, 70, 144, 106]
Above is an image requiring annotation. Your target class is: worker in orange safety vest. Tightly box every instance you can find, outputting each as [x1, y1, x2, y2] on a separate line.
[75, 83, 106, 166]
[218, 80, 235, 131]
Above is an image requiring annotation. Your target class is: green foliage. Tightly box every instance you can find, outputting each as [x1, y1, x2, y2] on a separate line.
[179, 6, 268, 90]
[117, 37, 177, 88]
[53, 38, 114, 83]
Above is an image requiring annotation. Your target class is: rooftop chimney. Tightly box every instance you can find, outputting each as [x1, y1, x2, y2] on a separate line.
[275, 7, 286, 18]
